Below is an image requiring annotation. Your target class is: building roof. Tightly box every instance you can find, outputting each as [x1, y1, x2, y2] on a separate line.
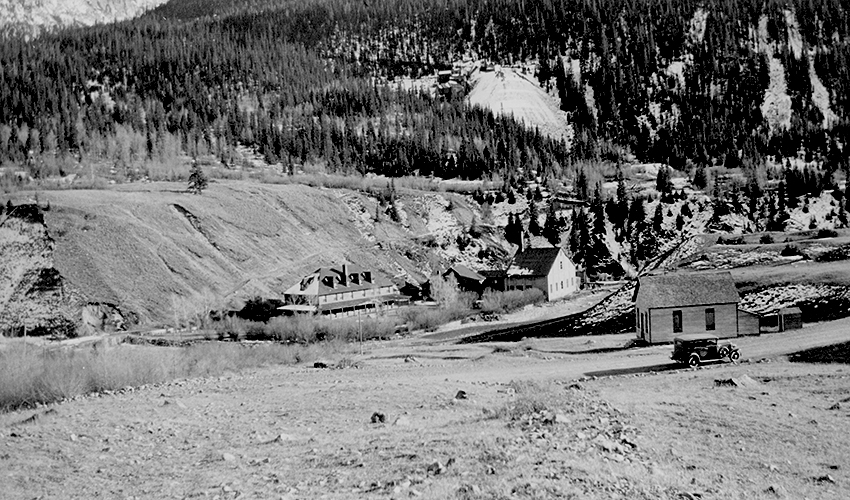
[780, 307, 802, 315]
[634, 272, 740, 309]
[738, 309, 762, 318]
[284, 264, 393, 297]
[479, 269, 506, 279]
[506, 247, 564, 277]
[445, 264, 485, 282]
[318, 294, 409, 312]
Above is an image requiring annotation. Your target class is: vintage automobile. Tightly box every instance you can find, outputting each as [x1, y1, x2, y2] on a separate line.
[671, 333, 740, 367]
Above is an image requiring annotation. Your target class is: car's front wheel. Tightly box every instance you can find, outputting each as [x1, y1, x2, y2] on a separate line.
[718, 347, 729, 358]
[729, 350, 740, 361]
[688, 354, 700, 367]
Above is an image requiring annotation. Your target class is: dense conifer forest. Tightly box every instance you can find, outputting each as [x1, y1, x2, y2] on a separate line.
[1, 0, 849, 188]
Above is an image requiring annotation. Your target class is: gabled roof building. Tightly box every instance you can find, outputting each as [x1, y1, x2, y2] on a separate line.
[505, 247, 580, 301]
[633, 271, 749, 344]
[280, 264, 405, 317]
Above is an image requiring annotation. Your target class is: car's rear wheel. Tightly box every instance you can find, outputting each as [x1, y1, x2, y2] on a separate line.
[718, 347, 729, 358]
[729, 350, 740, 361]
[687, 354, 700, 367]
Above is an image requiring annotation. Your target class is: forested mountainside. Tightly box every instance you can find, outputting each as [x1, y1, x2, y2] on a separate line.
[2, 0, 849, 179]
[0, 0, 168, 38]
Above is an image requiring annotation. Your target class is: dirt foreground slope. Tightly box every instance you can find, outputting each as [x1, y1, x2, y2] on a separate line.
[2, 319, 850, 499]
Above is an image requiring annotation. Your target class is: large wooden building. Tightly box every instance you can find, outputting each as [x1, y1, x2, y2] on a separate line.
[633, 272, 744, 344]
[505, 247, 580, 301]
[280, 264, 405, 317]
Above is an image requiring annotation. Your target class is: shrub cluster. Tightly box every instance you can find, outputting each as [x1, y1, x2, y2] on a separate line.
[716, 235, 745, 245]
[0, 341, 337, 412]
[214, 314, 400, 343]
[479, 289, 545, 315]
[781, 244, 803, 257]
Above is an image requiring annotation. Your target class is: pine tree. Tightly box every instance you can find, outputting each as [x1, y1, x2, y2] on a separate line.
[576, 169, 590, 200]
[693, 164, 708, 190]
[542, 203, 563, 247]
[528, 201, 541, 236]
[188, 160, 208, 195]
[627, 197, 646, 237]
[652, 203, 664, 233]
[656, 166, 672, 194]
[591, 185, 606, 237]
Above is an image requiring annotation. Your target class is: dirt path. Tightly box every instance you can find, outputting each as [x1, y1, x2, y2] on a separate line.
[2, 319, 850, 499]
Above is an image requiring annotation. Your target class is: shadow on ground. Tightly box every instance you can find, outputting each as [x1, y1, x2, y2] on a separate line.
[584, 362, 681, 378]
[788, 341, 850, 364]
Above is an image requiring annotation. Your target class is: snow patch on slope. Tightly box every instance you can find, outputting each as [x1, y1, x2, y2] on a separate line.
[689, 8, 709, 44]
[809, 55, 839, 128]
[467, 67, 573, 147]
[761, 56, 793, 131]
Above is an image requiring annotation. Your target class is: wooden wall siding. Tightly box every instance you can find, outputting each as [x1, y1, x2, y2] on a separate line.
[506, 276, 549, 297]
[738, 310, 760, 335]
[647, 303, 738, 344]
[546, 251, 579, 301]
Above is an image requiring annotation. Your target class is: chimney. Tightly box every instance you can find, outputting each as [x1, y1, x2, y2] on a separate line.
[518, 231, 526, 254]
[341, 264, 349, 287]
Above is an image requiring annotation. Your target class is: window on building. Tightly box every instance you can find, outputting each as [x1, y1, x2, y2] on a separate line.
[705, 308, 715, 331]
[560, 261, 563, 270]
[561, 281, 564, 289]
[672, 310, 682, 333]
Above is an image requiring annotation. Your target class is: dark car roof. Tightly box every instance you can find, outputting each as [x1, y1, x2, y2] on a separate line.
[674, 333, 719, 342]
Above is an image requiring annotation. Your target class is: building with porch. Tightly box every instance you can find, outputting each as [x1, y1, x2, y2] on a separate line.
[280, 264, 406, 317]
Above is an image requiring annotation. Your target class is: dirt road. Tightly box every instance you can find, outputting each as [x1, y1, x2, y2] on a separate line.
[2, 319, 849, 499]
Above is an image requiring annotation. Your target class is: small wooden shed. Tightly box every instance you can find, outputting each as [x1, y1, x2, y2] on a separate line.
[737, 309, 761, 336]
[778, 307, 803, 331]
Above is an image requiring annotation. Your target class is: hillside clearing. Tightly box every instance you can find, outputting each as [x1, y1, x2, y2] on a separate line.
[466, 67, 572, 146]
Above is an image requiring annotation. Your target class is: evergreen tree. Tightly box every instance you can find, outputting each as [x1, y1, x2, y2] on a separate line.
[188, 161, 208, 195]
[528, 201, 541, 236]
[693, 164, 708, 190]
[656, 166, 673, 194]
[569, 209, 582, 258]
[652, 203, 664, 233]
[576, 169, 590, 200]
[591, 187, 606, 236]
[627, 197, 646, 237]
[542, 203, 564, 247]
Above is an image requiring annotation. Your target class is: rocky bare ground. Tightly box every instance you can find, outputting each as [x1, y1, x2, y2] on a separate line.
[3, 320, 850, 499]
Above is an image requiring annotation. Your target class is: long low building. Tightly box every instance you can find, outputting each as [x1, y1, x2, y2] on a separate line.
[280, 264, 407, 317]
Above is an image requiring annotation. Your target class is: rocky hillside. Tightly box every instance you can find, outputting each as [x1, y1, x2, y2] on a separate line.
[0, 181, 511, 335]
[0, 0, 167, 37]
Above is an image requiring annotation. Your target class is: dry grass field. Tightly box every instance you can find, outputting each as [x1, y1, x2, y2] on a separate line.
[2, 319, 849, 499]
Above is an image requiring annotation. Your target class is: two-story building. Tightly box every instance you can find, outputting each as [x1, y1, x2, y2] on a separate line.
[280, 264, 405, 317]
[504, 247, 580, 301]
